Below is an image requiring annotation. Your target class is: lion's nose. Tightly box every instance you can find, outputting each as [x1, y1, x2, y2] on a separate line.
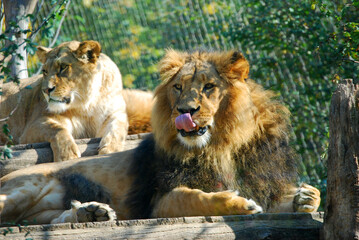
[177, 106, 200, 116]
[44, 86, 55, 95]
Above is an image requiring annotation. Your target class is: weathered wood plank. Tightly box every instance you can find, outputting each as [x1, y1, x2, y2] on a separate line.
[323, 79, 359, 239]
[0, 133, 149, 177]
[0, 213, 323, 240]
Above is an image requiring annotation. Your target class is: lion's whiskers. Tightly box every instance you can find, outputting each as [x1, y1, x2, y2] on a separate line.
[72, 91, 83, 101]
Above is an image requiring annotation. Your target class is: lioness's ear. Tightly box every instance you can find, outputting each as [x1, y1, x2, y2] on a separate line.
[75, 40, 101, 64]
[159, 49, 187, 82]
[36, 46, 52, 63]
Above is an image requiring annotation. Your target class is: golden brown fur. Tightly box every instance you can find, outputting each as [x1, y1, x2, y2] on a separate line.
[0, 41, 152, 161]
[122, 89, 153, 135]
[0, 49, 320, 225]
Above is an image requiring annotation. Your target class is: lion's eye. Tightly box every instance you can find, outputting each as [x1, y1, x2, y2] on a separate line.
[173, 84, 182, 91]
[42, 69, 48, 76]
[204, 83, 215, 91]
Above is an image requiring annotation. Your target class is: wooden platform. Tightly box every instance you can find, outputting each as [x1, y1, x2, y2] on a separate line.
[0, 133, 149, 177]
[0, 213, 323, 240]
[0, 135, 323, 239]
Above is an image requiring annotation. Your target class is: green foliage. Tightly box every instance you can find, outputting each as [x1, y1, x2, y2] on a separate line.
[313, 0, 359, 77]
[1, 226, 14, 236]
[64, 0, 165, 89]
[1, 124, 13, 160]
[0, 221, 33, 239]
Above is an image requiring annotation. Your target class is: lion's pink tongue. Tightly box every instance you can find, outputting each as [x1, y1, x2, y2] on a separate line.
[175, 113, 196, 132]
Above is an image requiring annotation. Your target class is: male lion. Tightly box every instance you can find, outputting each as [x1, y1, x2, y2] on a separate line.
[0, 49, 320, 224]
[0, 40, 152, 162]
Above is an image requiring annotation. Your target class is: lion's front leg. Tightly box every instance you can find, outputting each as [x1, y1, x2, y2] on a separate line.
[97, 111, 129, 155]
[49, 130, 81, 162]
[268, 183, 321, 213]
[20, 117, 80, 162]
[152, 187, 262, 218]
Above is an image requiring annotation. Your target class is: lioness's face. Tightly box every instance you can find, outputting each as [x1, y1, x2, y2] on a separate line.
[169, 61, 228, 148]
[37, 41, 101, 113]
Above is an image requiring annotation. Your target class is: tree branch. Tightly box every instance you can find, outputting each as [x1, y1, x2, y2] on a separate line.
[343, 58, 359, 64]
[31, 0, 45, 27]
[29, 0, 68, 41]
[0, 2, 4, 35]
[49, 0, 71, 48]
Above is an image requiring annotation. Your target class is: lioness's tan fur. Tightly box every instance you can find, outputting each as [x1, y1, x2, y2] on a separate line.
[0, 41, 152, 161]
[122, 89, 153, 135]
[0, 49, 320, 225]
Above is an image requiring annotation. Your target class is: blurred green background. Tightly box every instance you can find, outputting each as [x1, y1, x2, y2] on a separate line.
[26, 0, 359, 209]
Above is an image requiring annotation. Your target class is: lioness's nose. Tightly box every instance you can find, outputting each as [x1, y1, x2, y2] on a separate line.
[177, 106, 200, 116]
[44, 86, 55, 95]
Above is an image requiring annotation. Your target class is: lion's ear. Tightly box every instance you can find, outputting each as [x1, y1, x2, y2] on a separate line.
[213, 51, 249, 83]
[36, 46, 52, 63]
[159, 49, 187, 82]
[228, 51, 249, 82]
[75, 40, 101, 64]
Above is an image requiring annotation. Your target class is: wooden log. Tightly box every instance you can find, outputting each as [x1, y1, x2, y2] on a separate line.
[323, 79, 359, 239]
[0, 133, 149, 177]
[0, 213, 323, 240]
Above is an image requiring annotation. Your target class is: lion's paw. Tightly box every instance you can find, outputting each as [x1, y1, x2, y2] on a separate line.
[214, 191, 263, 215]
[245, 199, 263, 214]
[72, 200, 117, 222]
[293, 183, 321, 213]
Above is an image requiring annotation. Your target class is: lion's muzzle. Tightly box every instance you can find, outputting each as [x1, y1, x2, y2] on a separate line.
[44, 86, 55, 95]
[49, 97, 71, 104]
[178, 126, 208, 137]
[43, 88, 71, 104]
[175, 113, 209, 137]
[175, 113, 196, 132]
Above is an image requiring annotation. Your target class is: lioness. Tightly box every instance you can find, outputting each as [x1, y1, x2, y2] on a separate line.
[0, 49, 320, 224]
[122, 89, 153, 135]
[0, 41, 152, 162]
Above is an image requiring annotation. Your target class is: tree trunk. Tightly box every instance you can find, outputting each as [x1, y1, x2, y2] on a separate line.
[323, 79, 359, 239]
[3, 0, 38, 81]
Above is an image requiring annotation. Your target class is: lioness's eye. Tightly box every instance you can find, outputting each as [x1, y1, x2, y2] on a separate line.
[173, 84, 182, 91]
[204, 83, 215, 90]
[59, 64, 68, 73]
[42, 69, 48, 76]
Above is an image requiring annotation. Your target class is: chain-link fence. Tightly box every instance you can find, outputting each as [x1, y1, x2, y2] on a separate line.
[28, 0, 359, 206]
